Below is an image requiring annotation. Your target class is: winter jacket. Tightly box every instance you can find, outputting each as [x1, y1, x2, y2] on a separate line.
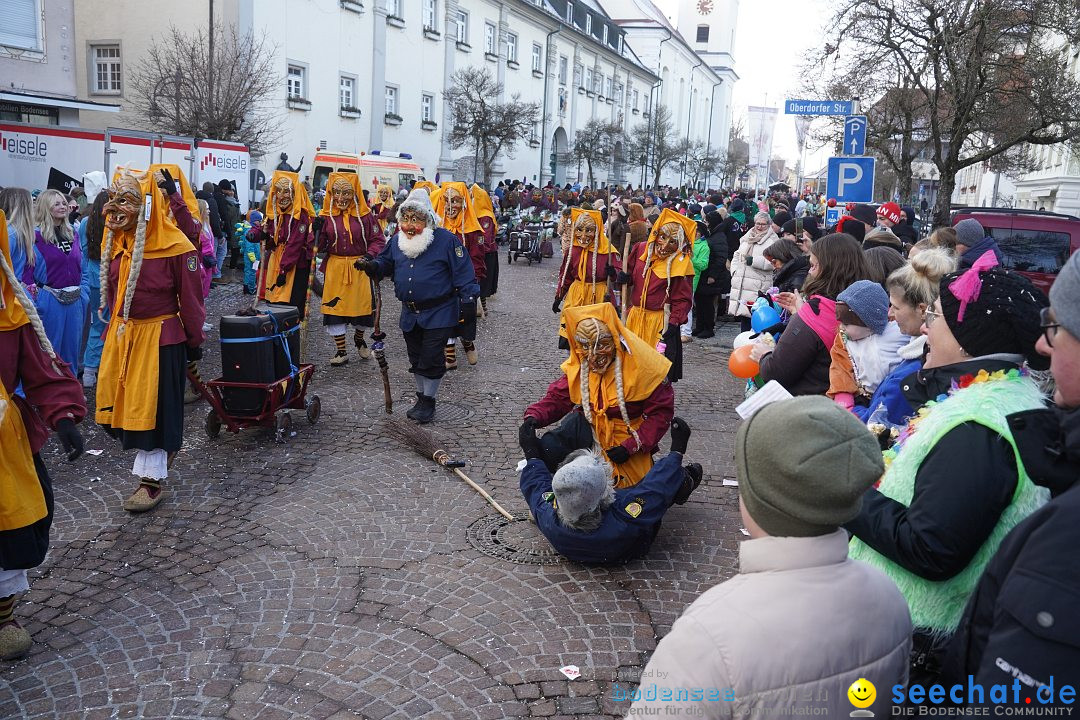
[727, 228, 777, 317]
[757, 297, 836, 396]
[847, 359, 1049, 633]
[195, 190, 223, 239]
[630, 530, 912, 718]
[725, 211, 748, 250]
[959, 236, 1004, 268]
[697, 227, 731, 297]
[894, 222, 918, 245]
[863, 227, 905, 252]
[945, 406, 1080, 691]
[853, 335, 926, 426]
[689, 237, 710, 293]
[772, 254, 809, 294]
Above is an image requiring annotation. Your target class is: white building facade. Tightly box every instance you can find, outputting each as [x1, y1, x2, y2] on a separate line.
[68, 0, 731, 188]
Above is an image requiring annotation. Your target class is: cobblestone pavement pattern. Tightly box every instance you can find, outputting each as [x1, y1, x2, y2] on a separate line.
[1, 248, 747, 719]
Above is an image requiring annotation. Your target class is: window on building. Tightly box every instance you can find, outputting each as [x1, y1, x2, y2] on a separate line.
[0, 0, 41, 51]
[574, 63, 582, 87]
[532, 43, 542, 72]
[585, 67, 593, 91]
[287, 64, 306, 98]
[606, 77, 614, 97]
[585, 14, 592, 34]
[92, 45, 122, 94]
[386, 0, 402, 17]
[423, 0, 437, 29]
[454, 9, 468, 42]
[565, 2, 574, 23]
[633, 89, 639, 110]
[422, 93, 434, 122]
[602, 24, 608, 44]
[339, 75, 355, 108]
[385, 85, 398, 115]
[485, 22, 497, 54]
[696, 25, 710, 43]
[559, 56, 568, 85]
[507, 32, 518, 63]
[615, 82, 623, 104]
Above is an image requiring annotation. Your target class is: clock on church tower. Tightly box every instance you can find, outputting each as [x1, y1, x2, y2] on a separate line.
[697, 0, 713, 14]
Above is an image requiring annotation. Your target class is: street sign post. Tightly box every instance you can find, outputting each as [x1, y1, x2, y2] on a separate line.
[843, 116, 867, 156]
[825, 206, 842, 227]
[784, 99, 854, 116]
[826, 156, 876, 204]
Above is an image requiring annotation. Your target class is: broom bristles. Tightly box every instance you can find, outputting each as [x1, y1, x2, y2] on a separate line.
[384, 416, 447, 464]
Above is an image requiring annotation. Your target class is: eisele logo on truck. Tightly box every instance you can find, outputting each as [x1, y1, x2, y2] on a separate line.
[200, 151, 247, 171]
[1, 133, 47, 162]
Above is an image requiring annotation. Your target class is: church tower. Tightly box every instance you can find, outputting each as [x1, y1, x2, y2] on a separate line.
[674, 0, 739, 158]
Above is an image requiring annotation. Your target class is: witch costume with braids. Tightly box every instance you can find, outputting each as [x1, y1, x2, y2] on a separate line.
[433, 181, 486, 368]
[253, 170, 316, 316]
[95, 168, 205, 513]
[524, 303, 675, 489]
[621, 208, 697, 382]
[316, 172, 385, 366]
[553, 208, 620, 349]
[0, 209, 87, 660]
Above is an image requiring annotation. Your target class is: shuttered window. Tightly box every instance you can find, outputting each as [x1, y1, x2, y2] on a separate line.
[0, 0, 42, 51]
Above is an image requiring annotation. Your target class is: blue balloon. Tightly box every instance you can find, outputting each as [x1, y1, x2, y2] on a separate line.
[751, 306, 781, 333]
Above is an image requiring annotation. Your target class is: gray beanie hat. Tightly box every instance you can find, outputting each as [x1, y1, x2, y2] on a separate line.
[396, 188, 440, 226]
[953, 218, 985, 249]
[1050, 250, 1080, 340]
[837, 279, 890, 335]
[552, 449, 615, 528]
[736, 396, 883, 537]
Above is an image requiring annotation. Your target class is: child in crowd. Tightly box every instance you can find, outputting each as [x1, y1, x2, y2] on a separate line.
[240, 210, 262, 295]
[828, 280, 908, 412]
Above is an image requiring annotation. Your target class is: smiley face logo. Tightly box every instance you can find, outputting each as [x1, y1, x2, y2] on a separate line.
[848, 678, 876, 711]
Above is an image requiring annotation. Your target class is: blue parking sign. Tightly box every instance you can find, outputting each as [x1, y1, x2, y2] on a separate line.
[825, 207, 841, 227]
[826, 157, 875, 204]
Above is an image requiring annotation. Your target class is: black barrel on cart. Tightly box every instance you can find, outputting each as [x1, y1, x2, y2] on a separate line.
[219, 303, 302, 415]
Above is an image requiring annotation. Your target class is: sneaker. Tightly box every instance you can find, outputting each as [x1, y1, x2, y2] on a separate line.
[0, 621, 32, 661]
[123, 482, 164, 513]
[82, 367, 98, 388]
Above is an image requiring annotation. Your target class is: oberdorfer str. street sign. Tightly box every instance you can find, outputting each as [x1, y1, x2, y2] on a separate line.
[784, 100, 854, 116]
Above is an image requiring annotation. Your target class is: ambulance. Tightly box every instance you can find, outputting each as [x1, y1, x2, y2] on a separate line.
[311, 150, 424, 196]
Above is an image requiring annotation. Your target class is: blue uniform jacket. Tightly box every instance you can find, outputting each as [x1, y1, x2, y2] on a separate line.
[520, 452, 685, 565]
[372, 227, 479, 331]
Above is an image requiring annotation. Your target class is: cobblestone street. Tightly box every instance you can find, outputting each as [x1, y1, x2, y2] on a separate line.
[1, 249, 747, 720]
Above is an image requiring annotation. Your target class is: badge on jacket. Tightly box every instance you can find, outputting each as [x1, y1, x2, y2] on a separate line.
[624, 500, 643, 518]
[455, 246, 464, 258]
[187, 256, 198, 272]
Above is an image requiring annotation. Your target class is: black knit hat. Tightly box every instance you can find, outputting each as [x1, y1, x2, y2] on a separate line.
[940, 265, 1049, 369]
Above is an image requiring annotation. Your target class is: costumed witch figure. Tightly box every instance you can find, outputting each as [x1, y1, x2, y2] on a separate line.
[471, 184, 500, 311]
[316, 172, 385, 366]
[620, 208, 696, 383]
[433, 182, 486, 369]
[371, 183, 396, 234]
[96, 168, 206, 513]
[254, 171, 316, 316]
[552, 208, 620, 349]
[356, 189, 479, 423]
[0, 210, 86, 660]
[524, 303, 676, 489]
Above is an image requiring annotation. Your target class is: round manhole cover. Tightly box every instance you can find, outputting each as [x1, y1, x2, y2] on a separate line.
[466, 515, 564, 565]
[434, 401, 475, 423]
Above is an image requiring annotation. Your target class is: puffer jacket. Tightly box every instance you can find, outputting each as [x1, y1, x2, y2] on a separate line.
[629, 530, 911, 717]
[727, 228, 777, 317]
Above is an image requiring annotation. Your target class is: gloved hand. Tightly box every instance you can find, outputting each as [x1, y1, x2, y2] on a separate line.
[669, 416, 691, 454]
[186, 344, 204, 361]
[354, 258, 374, 274]
[156, 168, 178, 197]
[605, 445, 630, 464]
[551, 296, 563, 314]
[202, 253, 217, 268]
[275, 271, 287, 288]
[56, 418, 84, 462]
[616, 271, 632, 285]
[312, 216, 325, 235]
[518, 418, 543, 460]
[606, 264, 617, 280]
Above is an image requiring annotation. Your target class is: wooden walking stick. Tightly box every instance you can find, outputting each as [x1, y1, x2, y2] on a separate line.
[385, 417, 515, 520]
[620, 230, 632, 318]
[298, 246, 320, 363]
[371, 277, 393, 414]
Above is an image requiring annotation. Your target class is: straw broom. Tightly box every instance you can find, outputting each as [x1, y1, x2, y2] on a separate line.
[385, 417, 514, 520]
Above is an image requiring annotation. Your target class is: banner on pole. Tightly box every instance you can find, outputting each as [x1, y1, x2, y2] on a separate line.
[747, 106, 778, 172]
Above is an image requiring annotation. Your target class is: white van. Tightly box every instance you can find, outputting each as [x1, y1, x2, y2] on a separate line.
[311, 150, 424, 196]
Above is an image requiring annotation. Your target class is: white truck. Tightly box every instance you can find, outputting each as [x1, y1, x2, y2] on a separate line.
[0, 121, 251, 204]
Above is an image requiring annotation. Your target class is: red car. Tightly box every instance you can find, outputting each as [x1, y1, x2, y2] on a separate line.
[951, 207, 1080, 295]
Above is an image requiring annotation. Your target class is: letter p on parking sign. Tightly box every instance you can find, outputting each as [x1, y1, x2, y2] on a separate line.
[826, 156, 875, 204]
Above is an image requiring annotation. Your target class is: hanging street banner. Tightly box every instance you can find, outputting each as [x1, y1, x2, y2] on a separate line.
[784, 99, 854, 116]
[747, 106, 778, 171]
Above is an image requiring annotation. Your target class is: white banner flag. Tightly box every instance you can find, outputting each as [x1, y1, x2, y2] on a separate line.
[747, 106, 778, 170]
[794, 115, 812, 150]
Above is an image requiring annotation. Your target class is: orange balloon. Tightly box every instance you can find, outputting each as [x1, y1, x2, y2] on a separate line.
[728, 344, 760, 379]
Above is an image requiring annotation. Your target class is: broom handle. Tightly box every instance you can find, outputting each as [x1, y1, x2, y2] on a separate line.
[620, 231, 632, 317]
[452, 467, 515, 520]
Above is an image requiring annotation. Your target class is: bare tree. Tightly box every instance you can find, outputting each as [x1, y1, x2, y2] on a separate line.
[444, 67, 542, 187]
[129, 25, 283, 156]
[818, 0, 1080, 225]
[570, 119, 625, 187]
[629, 104, 683, 188]
[717, 122, 751, 188]
[682, 140, 722, 190]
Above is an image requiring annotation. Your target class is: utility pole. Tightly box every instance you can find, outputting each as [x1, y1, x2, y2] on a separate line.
[208, 0, 215, 113]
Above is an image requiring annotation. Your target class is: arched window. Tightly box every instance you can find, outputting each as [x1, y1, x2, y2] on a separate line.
[696, 25, 709, 43]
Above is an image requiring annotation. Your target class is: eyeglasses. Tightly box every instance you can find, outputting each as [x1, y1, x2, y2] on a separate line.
[1040, 307, 1060, 348]
[923, 309, 943, 327]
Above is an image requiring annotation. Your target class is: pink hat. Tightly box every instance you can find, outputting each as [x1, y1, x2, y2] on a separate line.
[877, 202, 901, 224]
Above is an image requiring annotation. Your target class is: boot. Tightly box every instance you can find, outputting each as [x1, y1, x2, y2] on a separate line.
[463, 340, 478, 365]
[412, 394, 436, 424]
[330, 351, 349, 366]
[673, 463, 703, 505]
[354, 330, 371, 360]
[444, 345, 458, 370]
[123, 478, 164, 513]
[406, 392, 424, 420]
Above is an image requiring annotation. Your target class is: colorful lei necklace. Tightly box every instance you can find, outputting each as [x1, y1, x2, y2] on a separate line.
[882, 367, 1028, 469]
